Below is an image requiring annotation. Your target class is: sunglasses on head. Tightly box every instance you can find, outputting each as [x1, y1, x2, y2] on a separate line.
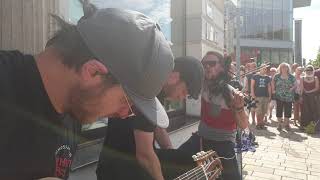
[202, 61, 219, 67]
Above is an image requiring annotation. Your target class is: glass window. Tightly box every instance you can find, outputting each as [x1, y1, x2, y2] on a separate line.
[279, 49, 290, 63]
[246, 0, 255, 38]
[271, 49, 280, 64]
[262, 0, 273, 40]
[261, 48, 271, 63]
[206, 22, 214, 42]
[240, 0, 247, 38]
[273, 0, 283, 40]
[282, 0, 291, 41]
[206, 1, 214, 19]
[254, 0, 263, 38]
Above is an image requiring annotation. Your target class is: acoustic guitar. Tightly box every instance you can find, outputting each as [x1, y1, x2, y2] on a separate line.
[174, 150, 223, 180]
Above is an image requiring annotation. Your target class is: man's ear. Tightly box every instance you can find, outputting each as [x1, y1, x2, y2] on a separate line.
[167, 72, 180, 85]
[79, 60, 109, 86]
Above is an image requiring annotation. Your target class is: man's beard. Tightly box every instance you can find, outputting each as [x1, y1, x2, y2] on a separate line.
[67, 84, 107, 124]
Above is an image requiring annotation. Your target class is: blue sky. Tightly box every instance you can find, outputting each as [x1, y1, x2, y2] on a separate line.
[70, 0, 172, 40]
[294, 1, 320, 61]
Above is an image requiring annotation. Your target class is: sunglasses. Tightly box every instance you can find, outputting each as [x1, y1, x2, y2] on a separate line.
[121, 86, 135, 117]
[202, 61, 219, 67]
[306, 69, 314, 72]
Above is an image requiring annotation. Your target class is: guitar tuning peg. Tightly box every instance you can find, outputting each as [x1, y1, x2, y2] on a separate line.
[201, 151, 205, 155]
[192, 155, 197, 160]
[196, 152, 202, 156]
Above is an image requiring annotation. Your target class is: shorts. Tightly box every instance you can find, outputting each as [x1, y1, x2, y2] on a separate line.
[255, 97, 269, 116]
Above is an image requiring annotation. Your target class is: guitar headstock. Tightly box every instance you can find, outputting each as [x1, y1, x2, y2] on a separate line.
[192, 150, 223, 180]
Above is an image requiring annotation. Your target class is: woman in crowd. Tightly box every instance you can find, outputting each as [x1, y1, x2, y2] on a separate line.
[300, 65, 319, 129]
[272, 63, 296, 131]
[293, 66, 304, 126]
[196, 51, 248, 180]
[268, 67, 277, 120]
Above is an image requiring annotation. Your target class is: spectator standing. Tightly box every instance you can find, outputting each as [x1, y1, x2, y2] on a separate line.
[251, 64, 271, 129]
[272, 63, 296, 131]
[268, 67, 277, 120]
[300, 65, 320, 129]
[293, 67, 304, 126]
[244, 62, 257, 124]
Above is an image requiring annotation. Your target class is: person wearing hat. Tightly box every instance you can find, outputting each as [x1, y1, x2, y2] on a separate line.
[0, 2, 173, 180]
[96, 56, 204, 180]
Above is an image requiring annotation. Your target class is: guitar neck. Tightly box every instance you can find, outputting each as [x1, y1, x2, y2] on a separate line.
[174, 166, 207, 180]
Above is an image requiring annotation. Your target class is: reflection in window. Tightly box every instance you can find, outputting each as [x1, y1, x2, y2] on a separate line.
[206, 23, 215, 42]
[240, 0, 293, 41]
[206, 1, 214, 19]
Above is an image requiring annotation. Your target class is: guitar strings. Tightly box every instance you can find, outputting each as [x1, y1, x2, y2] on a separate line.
[175, 154, 237, 180]
[174, 166, 204, 180]
[175, 167, 207, 180]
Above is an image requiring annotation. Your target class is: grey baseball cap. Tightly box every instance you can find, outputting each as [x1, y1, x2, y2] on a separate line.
[77, 8, 174, 128]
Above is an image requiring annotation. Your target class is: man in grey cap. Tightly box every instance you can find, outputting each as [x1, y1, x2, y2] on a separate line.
[0, 4, 173, 180]
[97, 56, 204, 180]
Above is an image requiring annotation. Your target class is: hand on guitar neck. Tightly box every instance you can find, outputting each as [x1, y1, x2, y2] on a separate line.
[174, 150, 223, 180]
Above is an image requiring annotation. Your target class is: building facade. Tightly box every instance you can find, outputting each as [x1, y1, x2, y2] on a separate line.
[238, 0, 311, 65]
[295, 19, 302, 65]
[224, 0, 237, 55]
[171, 0, 225, 60]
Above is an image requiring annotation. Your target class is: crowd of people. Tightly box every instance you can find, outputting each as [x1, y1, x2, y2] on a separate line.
[237, 61, 320, 132]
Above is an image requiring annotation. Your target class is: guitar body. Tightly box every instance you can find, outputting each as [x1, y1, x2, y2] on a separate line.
[174, 150, 223, 180]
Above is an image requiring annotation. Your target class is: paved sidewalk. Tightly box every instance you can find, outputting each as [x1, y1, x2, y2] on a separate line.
[69, 118, 320, 180]
[242, 118, 320, 180]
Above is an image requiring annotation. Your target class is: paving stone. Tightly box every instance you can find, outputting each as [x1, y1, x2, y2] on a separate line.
[281, 162, 308, 171]
[285, 167, 311, 175]
[310, 171, 320, 176]
[244, 165, 274, 174]
[281, 178, 302, 180]
[244, 175, 269, 180]
[274, 169, 306, 179]
[308, 167, 320, 173]
[307, 175, 320, 180]
[251, 172, 281, 180]
[285, 157, 307, 163]
[256, 160, 281, 166]
[262, 164, 285, 170]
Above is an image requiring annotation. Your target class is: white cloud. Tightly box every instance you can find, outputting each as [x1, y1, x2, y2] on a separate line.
[93, 0, 154, 11]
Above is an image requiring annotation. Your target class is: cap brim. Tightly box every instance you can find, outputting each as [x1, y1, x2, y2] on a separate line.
[124, 87, 169, 128]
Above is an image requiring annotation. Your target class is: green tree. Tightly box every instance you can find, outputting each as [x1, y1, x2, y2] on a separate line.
[308, 47, 320, 68]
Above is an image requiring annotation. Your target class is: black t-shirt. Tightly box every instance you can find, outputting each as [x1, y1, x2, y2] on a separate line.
[252, 74, 271, 97]
[0, 51, 80, 180]
[96, 95, 165, 179]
